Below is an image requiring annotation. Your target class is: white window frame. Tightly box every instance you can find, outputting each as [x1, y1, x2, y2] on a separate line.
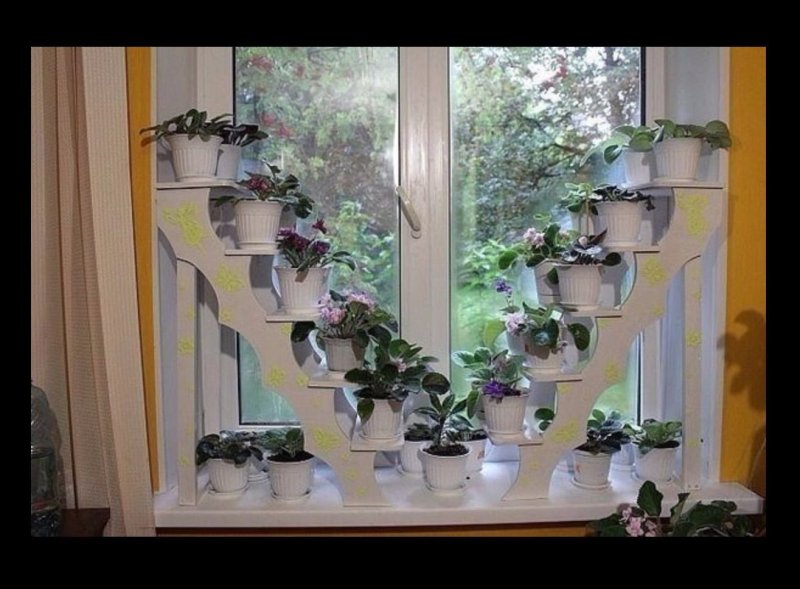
[156, 46, 732, 494]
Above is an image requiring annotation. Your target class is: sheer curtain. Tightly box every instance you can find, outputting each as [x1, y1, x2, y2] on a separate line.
[30, 47, 154, 536]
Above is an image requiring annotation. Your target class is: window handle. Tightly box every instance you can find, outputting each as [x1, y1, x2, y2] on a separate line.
[395, 185, 422, 239]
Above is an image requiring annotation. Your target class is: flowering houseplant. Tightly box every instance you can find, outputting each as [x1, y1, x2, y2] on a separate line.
[497, 222, 573, 271]
[589, 480, 753, 537]
[558, 230, 622, 267]
[216, 166, 315, 219]
[276, 220, 355, 273]
[344, 338, 448, 440]
[502, 301, 590, 354]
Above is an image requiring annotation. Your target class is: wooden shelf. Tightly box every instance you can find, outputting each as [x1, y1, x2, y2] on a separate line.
[225, 245, 278, 256]
[606, 244, 661, 253]
[265, 309, 320, 323]
[563, 307, 623, 318]
[523, 368, 583, 383]
[156, 179, 241, 190]
[307, 368, 350, 389]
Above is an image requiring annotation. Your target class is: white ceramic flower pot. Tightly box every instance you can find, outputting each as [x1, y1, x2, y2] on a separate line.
[595, 200, 643, 247]
[166, 134, 222, 182]
[483, 393, 528, 435]
[419, 446, 472, 492]
[634, 446, 678, 482]
[621, 149, 653, 186]
[572, 450, 612, 489]
[361, 398, 404, 440]
[533, 261, 560, 303]
[275, 266, 330, 314]
[206, 458, 249, 494]
[611, 442, 636, 471]
[399, 439, 430, 474]
[235, 200, 284, 249]
[248, 454, 268, 482]
[556, 264, 602, 310]
[266, 456, 315, 500]
[216, 144, 242, 181]
[463, 438, 488, 473]
[323, 337, 366, 373]
[556, 451, 575, 473]
[570, 211, 596, 236]
[524, 341, 564, 374]
[654, 137, 702, 181]
[506, 330, 526, 356]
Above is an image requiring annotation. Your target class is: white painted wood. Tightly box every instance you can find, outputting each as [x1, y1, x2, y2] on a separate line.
[225, 246, 278, 256]
[681, 256, 703, 490]
[644, 47, 666, 124]
[154, 461, 764, 528]
[176, 259, 198, 505]
[487, 423, 543, 447]
[199, 275, 221, 435]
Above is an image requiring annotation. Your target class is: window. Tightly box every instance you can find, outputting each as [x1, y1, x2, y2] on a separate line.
[231, 46, 643, 427]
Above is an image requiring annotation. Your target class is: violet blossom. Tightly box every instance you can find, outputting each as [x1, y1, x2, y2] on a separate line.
[482, 379, 514, 398]
[523, 227, 546, 248]
[311, 240, 331, 255]
[504, 311, 527, 335]
[312, 218, 328, 234]
[346, 291, 376, 309]
[494, 279, 513, 295]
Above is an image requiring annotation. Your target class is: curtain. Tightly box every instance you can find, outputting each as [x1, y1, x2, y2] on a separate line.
[31, 47, 155, 536]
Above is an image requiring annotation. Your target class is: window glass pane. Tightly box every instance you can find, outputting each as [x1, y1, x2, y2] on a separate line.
[449, 47, 642, 418]
[235, 47, 399, 424]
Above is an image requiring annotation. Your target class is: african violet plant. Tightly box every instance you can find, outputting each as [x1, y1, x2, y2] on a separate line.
[452, 348, 526, 415]
[502, 301, 590, 353]
[290, 289, 397, 347]
[258, 428, 313, 462]
[218, 123, 269, 147]
[624, 418, 682, 455]
[344, 338, 448, 421]
[590, 480, 753, 537]
[653, 119, 732, 150]
[195, 431, 264, 466]
[497, 222, 574, 271]
[276, 219, 356, 272]
[589, 184, 654, 212]
[140, 108, 231, 142]
[558, 230, 622, 267]
[413, 391, 471, 457]
[215, 166, 315, 219]
[575, 409, 631, 455]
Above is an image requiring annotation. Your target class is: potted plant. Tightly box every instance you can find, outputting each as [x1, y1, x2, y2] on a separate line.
[215, 166, 315, 250]
[259, 428, 315, 501]
[345, 338, 448, 441]
[447, 422, 489, 474]
[275, 219, 355, 314]
[140, 108, 230, 182]
[413, 391, 473, 492]
[624, 418, 683, 482]
[452, 348, 527, 436]
[571, 410, 630, 490]
[501, 301, 590, 374]
[290, 290, 397, 373]
[652, 119, 731, 181]
[588, 184, 655, 247]
[230, 430, 273, 481]
[398, 422, 434, 475]
[497, 222, 573, 303]
[581, 125, 657, 186]
[589, 480, 753, 537]
[561, 182, 596, 236]
[216, 123, 269, 181]
[195, 431, 263, 494]
[555, 231, 622, 310]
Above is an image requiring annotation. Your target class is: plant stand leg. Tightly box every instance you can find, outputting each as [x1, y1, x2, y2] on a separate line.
[680, 257, 703, 491]
[176, 260, 198, 505]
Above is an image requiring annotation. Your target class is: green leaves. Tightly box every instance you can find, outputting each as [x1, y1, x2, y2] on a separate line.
[534, 407, 555, 431]
[140, 108, 232, 141]
[567, 323, 590, 351]
[421, 372, 451, 395]
[637, 480, 663, 517]
[290, 321, 316, 343]
[356, 398, 375, 421]
[654, 118, 732, 151]
[344, 368, 373, 385]
[498, 248, 520, 270]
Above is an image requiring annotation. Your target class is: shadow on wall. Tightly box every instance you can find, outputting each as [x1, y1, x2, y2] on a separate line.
[719, 309, 766, 413]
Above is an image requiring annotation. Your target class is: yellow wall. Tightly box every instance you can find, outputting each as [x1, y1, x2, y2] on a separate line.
[126, 47, 158, 491]
[721, 47, 766, 498]
[128, 47, 766, 534]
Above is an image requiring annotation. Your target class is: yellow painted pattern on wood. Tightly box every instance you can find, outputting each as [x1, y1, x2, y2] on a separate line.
[162, 203, 209, 248]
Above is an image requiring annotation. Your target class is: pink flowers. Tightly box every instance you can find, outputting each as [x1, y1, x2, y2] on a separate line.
[523, 227, 546, 248]
[317, 289, 383, 339]
[504, 311, 527, 335]
[320, 306, 346, 326]
[619, 504, 659, 537]
[346, 291, 376, 309]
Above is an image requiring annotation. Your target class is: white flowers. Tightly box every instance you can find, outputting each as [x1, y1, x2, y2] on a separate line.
[523, 227, 546, 248]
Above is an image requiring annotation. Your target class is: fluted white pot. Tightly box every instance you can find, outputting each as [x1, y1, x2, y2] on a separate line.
[570, 212, 595, 236]
[506, 330, 526, 356]
[166, 134, 222, 182]
[556, 451, 575, 473]
[266, 456, 315, 500]
[621, 149, 653, 186]
[463, 438, 488, 473]
[572, 450, 612, 489]
[361, 398, 404, 440]
[611, 442, 636, 471]
[483, 393, 528, 435]
[533, 261, 560, 303]
[419, 446, 472, 492]
[206, 458, 249, 494]
[275, 266, 330, 314]
[323, 337, 366, 373]
[399, 439, 430, 474]
[556, 264, 602, 310]
[248, 454, 268, 481]
[634, 446, 678, 482]
[235, 200, 284, 249]
[654, 137, 702, 180]
[595, 200, 643, 247]
[216, 144, 242, 181]
[525, 341, 564, 374]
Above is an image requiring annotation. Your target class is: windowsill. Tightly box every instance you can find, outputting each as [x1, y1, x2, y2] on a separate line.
[154, 461, 763, 529]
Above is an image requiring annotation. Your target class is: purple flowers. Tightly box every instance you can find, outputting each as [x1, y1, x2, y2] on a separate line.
[494, 279, 513, 295]
[523, 227, 546, 248]
[311, 241, 330, 255]
[482, 379, 517, 398]
[312, 218, 328, 234]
